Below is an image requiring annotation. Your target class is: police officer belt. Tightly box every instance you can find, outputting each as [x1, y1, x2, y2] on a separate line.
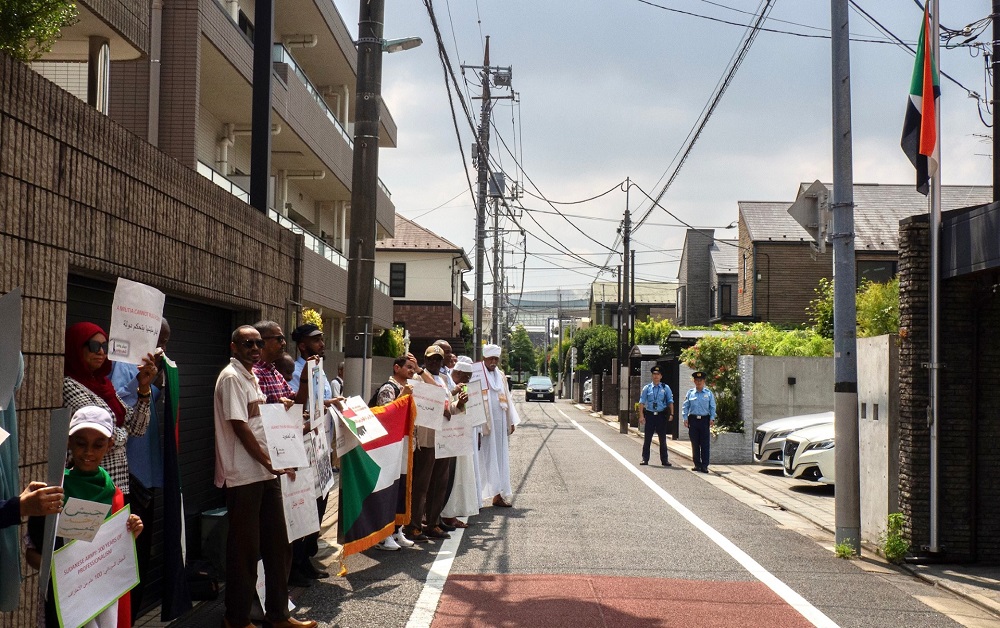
[689, 414, 709, 420]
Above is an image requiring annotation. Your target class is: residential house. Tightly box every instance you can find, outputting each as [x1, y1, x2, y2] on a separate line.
[589, 281, 678, 328]
[675, 229, 741, 325]
[737, 183, 992, 326]
[376, 215, 471, 356]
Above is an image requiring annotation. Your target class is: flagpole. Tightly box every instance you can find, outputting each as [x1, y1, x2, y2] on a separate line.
[928, 0, 942, 555]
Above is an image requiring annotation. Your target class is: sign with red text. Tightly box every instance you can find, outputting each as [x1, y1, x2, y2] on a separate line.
[108, 278, 165, 365]
[52, 506, 138, 628]
[281, 467, 320, 541]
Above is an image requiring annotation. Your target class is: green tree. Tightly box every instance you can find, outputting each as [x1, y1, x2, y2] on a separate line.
[372, 326, 404, 357]
[583, 326, 618, 375]
[459, 314, 473, 355]
[0, 0, 77, 62]
[807, 278, 834, 339]
[857, 277, 899, 338]
[508, 325, 536, 381]
[634, 317, 675, 346]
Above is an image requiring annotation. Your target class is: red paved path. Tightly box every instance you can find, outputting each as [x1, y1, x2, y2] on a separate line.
[432, 574, 815, 627]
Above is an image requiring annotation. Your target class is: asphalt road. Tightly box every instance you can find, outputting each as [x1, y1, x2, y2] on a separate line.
[257, 396, 982, 627]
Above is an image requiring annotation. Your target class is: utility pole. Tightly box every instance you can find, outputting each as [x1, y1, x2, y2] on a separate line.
[464, 39, 513, 360]
[619, 186, 632, 434]
[249, 0, 274, 214]
[472, 38, 491, 361]
[343, 0, 385, 398]
[630, 249, 636, 347]
[557, 289, 563, 397]
[831, 0, 860, 554]
[994, 0, 1000, 201]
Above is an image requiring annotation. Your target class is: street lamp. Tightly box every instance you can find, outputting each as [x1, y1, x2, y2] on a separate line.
[344, 0, 421, 399]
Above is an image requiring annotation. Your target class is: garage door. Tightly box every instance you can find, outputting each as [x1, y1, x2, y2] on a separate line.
[67, 275, 233, 613]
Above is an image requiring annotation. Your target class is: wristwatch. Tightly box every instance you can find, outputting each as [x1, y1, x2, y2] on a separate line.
[417, 369, 425, 375]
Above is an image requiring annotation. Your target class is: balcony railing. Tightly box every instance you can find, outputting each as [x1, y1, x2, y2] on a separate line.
[375, 278, 390, 296]
[197, 161, 348, 270]
[272, 44, 353, 147]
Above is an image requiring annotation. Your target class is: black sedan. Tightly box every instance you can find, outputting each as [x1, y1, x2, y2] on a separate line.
[525, 376, 556, 402]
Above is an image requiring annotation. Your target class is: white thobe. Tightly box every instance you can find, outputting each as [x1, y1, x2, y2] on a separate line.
[478, 367, 520, 502]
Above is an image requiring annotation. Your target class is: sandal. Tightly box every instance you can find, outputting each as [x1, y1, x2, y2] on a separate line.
[492, 497, 513, 508]
[442, 517, 468, 529]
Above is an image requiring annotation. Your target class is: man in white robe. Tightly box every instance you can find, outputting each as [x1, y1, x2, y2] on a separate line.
[478, 344, 520, 507]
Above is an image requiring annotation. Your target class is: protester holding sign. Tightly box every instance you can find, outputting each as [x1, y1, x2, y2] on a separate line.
[441, 358, 480, 529]
[26, 405, 143, 627]
[64, 322, 157, 500]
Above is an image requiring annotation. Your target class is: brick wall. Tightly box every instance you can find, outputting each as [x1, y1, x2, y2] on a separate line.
[0, 55, 300, 625]
[394, 302, 461, 339]
[83, 0, 151, 53]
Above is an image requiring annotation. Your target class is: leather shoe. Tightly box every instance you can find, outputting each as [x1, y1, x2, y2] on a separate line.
[442, 517, 468, 529]
[403, 526, 430, 543]
[639, 460, 649, 466]
[437, 520, 456, 532]
[263, 618, 318, 628]
[222, 620, 254, 628]
[423, 526, 451, 539]
[287, 570, 312, 588]
[662, 462, 672, 467]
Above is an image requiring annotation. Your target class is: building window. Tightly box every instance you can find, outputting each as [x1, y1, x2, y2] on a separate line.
[389, 263, 406, 297]
[856, 260, 897, 285]
[721, 284, 732, 316]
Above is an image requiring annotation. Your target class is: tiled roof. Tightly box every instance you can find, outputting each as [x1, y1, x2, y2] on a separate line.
[741, 183, 992, 251]
[591, 281, 678, 304]
[378, 214, 471, 266]
[710, 239, 739, 274]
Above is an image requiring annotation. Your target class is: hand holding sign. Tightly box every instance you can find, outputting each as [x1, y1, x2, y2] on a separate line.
[108, 278, 165, 365]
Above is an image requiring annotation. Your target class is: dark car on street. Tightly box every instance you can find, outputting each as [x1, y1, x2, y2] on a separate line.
[525, 376, 555, 402]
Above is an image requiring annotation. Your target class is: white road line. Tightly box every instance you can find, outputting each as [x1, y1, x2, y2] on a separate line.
[405, 524, 466, 628]
[561, 409, 839, 628]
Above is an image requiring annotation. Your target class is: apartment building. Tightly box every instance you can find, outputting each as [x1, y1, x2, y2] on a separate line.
[1, 0, 401, 623]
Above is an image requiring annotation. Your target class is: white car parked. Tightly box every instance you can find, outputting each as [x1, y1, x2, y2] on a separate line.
[752, 411, 833, 465]
[782, 422, 835, 484]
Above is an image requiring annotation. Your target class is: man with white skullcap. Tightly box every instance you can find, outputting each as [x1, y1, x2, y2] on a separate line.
[478, 344, 520, 507]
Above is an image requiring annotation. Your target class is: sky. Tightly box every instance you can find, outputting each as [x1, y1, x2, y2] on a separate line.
[336, 1, 994, 300]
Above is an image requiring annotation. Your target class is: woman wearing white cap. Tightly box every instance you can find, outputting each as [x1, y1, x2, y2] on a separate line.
[478, 345, 520, 507]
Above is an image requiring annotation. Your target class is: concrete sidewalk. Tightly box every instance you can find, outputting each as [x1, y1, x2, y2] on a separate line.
[598, 409, 1000, 623]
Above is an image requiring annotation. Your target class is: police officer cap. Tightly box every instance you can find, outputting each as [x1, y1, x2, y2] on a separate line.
[650, 365, 662, 374]
[692, 371, 706, 380]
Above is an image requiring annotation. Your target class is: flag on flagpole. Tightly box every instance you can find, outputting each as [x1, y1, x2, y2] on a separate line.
[901, 4, 940, 195]
[338, 395, 415, 556]
[160, 357, 192, 620]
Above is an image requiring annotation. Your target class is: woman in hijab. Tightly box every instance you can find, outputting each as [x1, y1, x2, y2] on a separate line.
[63, 322, 157, 500]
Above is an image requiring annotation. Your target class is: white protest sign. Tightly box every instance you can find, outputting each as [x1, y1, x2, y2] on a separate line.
[411, 381, 447, 430]
[335, 408, 361, 459]
[462, 385, 488, 428]
[281, 467, 320, 541]
[255, 560, 296, 612]
[338, 396, 388, 445]
[0, 426, 8, 447]
[307, 358, 325, 428]
[435, 412, 472, 459]
[52, 506, 138, 628]
[312, 423, 335, 498]
[56, 498, 113, 543]
[108, 278, 165, 365]
[260, 404, 308, 469]
[0, 288, 22, 411]
[469, 362, 488, 391]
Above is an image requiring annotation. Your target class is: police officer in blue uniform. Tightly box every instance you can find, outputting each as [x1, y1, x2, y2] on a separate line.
[682, 371, 716, 473]
[639, 365, 674, 467]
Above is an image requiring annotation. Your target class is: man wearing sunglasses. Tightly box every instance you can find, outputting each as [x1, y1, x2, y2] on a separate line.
[252, 321, 302, 406]
[213, 325, 316, 628]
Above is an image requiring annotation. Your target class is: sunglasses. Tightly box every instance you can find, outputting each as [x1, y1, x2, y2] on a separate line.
[84, 340, 109, 354]
[262, 335, 285, 343]
[238, 339, 266, 349]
